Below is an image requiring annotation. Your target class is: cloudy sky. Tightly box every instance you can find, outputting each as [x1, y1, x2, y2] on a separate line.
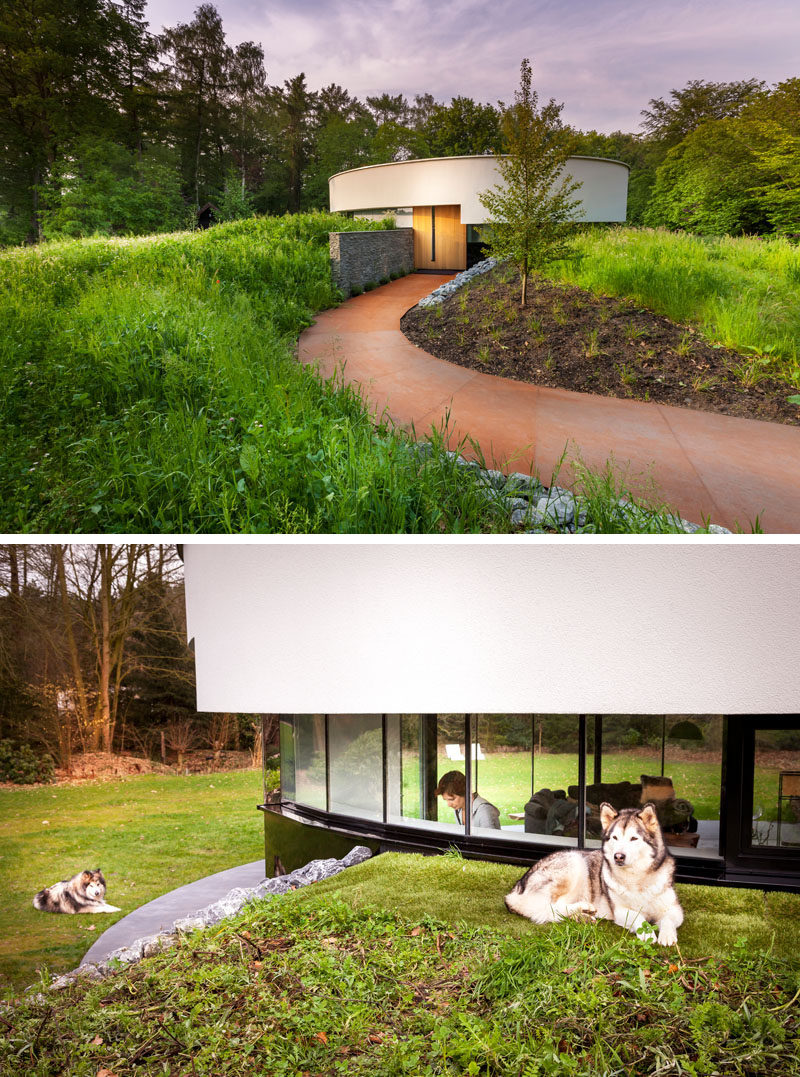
[144, 0, 799, 132]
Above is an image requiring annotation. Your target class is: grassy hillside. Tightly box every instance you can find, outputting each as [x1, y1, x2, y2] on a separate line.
[2, 856, 798, 1075]
[0, 214, 511, 533]
[551, 227, 800, 388]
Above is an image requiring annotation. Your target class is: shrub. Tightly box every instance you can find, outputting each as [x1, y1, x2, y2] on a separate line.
[0, 740, 55, 784]
[350, 284, 364, 296]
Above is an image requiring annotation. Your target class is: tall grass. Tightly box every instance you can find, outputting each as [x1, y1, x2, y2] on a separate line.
[0, 214, 515, 533]
[551, 226, 800, 386]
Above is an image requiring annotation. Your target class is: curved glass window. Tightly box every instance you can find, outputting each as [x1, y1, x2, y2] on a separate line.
[278, 714, 723, 859]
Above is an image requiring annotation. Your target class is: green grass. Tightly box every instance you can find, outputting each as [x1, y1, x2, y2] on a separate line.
[0, 768, 271, 995]
[550, 226, 800, 388]
[303, 853, 800, 963]
[2, 856, 798, 1075]
[0, 216, 762, 534]
[0, 213, 517, 533]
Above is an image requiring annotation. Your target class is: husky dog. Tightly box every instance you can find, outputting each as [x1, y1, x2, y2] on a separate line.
[33, 869, 121, 914]
[505, 802, 683, 946]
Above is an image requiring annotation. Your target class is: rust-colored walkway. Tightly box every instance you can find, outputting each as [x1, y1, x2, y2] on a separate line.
[298, 274, 800, 532]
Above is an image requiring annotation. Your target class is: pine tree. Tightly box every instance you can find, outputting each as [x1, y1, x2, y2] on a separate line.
[479, 59, 582, 307]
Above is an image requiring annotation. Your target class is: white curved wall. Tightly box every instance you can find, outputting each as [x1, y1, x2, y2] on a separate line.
[329, 155, 629, 223]
[184, 541, 798, 714]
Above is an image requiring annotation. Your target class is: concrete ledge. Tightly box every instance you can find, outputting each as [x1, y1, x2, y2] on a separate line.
[81, 860, 266, 966]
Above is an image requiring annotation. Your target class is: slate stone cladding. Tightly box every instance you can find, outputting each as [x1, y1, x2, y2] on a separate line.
[330, 228, 414, 295]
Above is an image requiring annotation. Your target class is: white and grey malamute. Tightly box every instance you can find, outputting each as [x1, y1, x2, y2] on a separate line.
[505, 802, 683, 946]
[33, 868, 121, 914]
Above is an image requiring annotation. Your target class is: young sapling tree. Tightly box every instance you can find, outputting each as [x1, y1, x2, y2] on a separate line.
[480, 58, 582, 307]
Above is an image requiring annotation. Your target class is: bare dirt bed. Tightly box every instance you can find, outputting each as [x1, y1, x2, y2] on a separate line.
[400, 269, 800, 426]
[51, 750, 255, 783]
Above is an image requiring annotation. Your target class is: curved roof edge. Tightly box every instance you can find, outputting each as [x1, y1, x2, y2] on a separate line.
[329, 153, 630, 182]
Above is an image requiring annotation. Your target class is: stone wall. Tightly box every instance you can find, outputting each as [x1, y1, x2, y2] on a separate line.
[330, 228, 415, 295]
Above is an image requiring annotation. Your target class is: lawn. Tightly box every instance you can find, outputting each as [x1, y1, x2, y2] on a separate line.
[0, 768, 271, 995]
[1, 215, 767, 535]
[2, 854, 799, 1075]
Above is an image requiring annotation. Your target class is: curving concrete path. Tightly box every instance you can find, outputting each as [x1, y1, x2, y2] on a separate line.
[298, 274, 800, 532]
[81, 860, 266, 965]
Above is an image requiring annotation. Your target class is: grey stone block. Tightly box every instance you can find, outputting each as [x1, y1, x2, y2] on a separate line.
[330, 230, 414, 296]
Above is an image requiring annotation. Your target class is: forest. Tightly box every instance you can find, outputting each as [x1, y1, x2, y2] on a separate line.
[0, 0, 798, 245]
[0, 544, 270, 779]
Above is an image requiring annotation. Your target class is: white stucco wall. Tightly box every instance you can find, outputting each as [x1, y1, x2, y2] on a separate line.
[329, 155, 629, 223]
[183, 541, 798, 714]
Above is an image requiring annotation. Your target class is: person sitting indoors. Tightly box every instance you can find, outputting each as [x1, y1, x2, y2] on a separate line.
[435, 770, 501, 829]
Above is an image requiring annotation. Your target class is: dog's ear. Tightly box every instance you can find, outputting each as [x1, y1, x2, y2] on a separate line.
[599, 802, 618, 831]
[638, 802, 660, 832]
[81, 871, 93, 883]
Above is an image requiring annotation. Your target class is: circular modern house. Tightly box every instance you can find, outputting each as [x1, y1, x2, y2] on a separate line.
[181, 545, 800, 895]
[328, 154, 630, 271]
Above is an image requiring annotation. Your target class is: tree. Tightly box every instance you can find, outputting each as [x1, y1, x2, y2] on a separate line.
[158, 3, 232, 208]
[39, 137, 187, 238]
[274, 73, 316, 212]
[365, 92, 409, 126]
[739, 78, 800, 235]
[0, 544, 192, 765]
[641, 77, 766, 152]
[425, 96, 503, 157]
[0, 0, 147, 241]
[643, 118, 767, 234]
[642, 79, 800, 236]
[479, 59, 582, 307]
[227, 40, 268, 198]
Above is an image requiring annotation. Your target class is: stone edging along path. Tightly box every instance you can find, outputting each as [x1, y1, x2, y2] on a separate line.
[426, 447, 730, 533]
[44, 846, 373, 992]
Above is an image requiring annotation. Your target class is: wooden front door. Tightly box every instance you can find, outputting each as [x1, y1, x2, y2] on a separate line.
[413, 205, 466, 271]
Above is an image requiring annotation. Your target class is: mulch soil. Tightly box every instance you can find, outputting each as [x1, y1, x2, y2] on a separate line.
[49, 750, 255, 783]
[400, 268, 800, 426]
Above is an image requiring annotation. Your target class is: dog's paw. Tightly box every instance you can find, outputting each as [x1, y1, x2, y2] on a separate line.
[568, 902, 597, 922]
[657, 923, 678, 947]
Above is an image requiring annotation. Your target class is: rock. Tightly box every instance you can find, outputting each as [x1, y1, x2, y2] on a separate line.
[504, 497, 530, 516]
[538, 492, 576, 527]
[505, 472, 540, 495]
[141, 933, 176, 958]
[105, 939, 144, 964]
[511, 506, 538, 527]
[342, 845, 372, 867]
[174, 915, 206, 934]
[480, 468, 506, 489]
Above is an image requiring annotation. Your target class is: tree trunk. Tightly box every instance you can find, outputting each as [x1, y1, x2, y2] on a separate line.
[521, 257, 528, 308]
[54, 546, 92, 747]
[98, 548, 112, 753]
